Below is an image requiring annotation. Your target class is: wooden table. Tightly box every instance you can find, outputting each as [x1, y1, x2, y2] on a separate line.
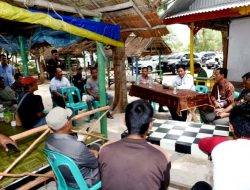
[129, 84, 212, 114]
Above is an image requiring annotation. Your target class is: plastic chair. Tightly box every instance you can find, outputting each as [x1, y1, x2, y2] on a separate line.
[83, 85, 100, 119]
[195, 85, 209, 94]
[44, 149, 101, 190]
[61, 86, 89, 122]
[234, 91, 240, 99]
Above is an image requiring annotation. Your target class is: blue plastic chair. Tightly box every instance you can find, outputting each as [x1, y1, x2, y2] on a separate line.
[234, 91, 240, 99]
[83, 85, 100, 119]
[44, 149, 101, 190]
[61, 86, 90, 122]
[195, 85, 209, 94]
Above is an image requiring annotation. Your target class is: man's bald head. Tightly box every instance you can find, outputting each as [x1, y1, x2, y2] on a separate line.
[55, 68, 63, 80]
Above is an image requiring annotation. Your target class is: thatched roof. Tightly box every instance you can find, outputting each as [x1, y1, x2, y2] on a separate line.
[125, 36, 172, 57]
[1, 0, 168, 41]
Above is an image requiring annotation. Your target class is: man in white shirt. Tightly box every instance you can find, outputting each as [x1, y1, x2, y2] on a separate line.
[193, 104, 250, 190]
[166, 65, 195, 121]
[50, 68, 70, 108]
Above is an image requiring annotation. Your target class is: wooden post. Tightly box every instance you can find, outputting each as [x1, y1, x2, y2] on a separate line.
[189, 22, 195, 77]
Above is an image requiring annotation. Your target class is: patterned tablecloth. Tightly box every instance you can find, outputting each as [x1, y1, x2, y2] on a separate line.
[129, 84, 213, 114]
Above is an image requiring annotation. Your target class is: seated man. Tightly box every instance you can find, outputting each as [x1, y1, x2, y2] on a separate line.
[139, 67, 167, 112]
[194, 63, 208, 85]
[86, 67, 113, 119]
[213, 72, 250, 126]
[50, 68, 70, 108]
[165, 65, 195, 121]
[197, 104, 250, 190]
[18, 77, 46, 129]
[45, 107, 100, 188]
[99, 99, 171, 190]
[0, 76, 17, 111]
[72, 67, 86, 98]
[11, 73, 24, 102]
[0, 133, 18, 152]
[200, 68, 234, 125]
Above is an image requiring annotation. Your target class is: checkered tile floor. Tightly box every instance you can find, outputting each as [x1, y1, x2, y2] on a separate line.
[148, 119, 231, 158]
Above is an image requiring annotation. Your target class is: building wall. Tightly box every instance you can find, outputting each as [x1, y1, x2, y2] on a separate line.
[228, 17, 250, 82]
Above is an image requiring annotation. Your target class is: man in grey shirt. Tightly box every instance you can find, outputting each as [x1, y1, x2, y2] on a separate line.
[86, 67, 114, 118]
[45, 107, 100, 188]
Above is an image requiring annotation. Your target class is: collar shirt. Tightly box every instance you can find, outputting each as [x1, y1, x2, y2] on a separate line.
[210, 79, 234, 107]
[172, 74, 195, 91]
[50, 76, 70, 94]
[139, 75, 152, 84]
[0, 64, 15, 87]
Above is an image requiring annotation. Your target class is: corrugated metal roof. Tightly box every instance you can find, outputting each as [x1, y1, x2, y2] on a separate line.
[165, 1, 250, 19]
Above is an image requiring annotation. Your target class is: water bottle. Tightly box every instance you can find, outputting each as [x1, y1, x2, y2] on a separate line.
[0, 104, 4, 122]
[173, 82, 177, 94]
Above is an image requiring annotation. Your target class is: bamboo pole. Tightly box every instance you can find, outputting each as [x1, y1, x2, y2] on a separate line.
[71, 130, 108, 141]
[71, 106, 110, 120]
[0, 171, 54, 178]
[0, 128, 51, 180]
[10, 125, 49, 141]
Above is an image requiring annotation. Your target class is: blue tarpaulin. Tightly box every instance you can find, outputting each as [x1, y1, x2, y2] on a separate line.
[30, 9, 121, 41]
[0, 27, 82, 53]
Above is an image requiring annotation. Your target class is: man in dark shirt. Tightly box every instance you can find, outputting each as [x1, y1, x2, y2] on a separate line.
[18, 77, 46, 129]
[46, 49, 60, 80]
[11, 73, 24, 101]
[72, 67, 86, 98]
[99, 99, 171, 190]
[45, 107, 100, 188]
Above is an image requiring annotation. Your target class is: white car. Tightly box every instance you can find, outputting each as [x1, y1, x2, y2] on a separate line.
[133, 55, 160, 72]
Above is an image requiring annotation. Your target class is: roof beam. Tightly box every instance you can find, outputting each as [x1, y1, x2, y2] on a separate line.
[13, 0, 102, 17]
[130, 0, 152, 27]
[90, 0, 116, 24]
[94, 2, 133, 13]
[121, 25, 167, 32]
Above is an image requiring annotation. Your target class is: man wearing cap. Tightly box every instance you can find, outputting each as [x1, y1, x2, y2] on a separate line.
[50, 68, 70, 108]
[17, 77, 46, 129]
[0, 76, 17, 110]
[45, 107, 100, 188]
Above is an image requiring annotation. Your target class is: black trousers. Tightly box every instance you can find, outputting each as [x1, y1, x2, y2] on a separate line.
[169, 109, 188, 121]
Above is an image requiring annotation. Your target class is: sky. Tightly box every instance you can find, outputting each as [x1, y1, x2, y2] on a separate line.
[170, 24, 190, 45]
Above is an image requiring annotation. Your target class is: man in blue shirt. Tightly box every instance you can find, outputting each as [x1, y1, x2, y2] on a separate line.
[0, 54, 15, 87]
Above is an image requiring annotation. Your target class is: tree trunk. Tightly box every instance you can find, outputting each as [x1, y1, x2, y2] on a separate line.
[112, 46, 128, 113]
[38, 55, 45, 83]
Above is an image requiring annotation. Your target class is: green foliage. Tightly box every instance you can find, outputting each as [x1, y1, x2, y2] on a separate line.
[162, 27, 186, 52]
[195, 29, 222, 52]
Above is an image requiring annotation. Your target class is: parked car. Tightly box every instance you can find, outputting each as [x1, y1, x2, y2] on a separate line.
[157, 52, 201, 75]
[205, 55, 223, 69]
[198, 51, 217, 66]
[132, 55, 160, 72]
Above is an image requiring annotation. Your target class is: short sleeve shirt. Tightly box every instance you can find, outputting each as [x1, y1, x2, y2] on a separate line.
[0, 64, 15, 87]
[86, 78, 99, 95]
[50, 77, 70, 95]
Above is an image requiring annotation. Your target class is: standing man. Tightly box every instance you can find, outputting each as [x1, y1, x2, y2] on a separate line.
[139, 67, 167, 112]
[200, 68, 234, 125]
[46, 49, 60, 80]
[86, 67, 113, 119]
[166, 65, 195, 121]
[99, 100, 171, 190]
[50, 68, 70, 108]
[18, 77, 46, 129]
[0, 54, 15, 87]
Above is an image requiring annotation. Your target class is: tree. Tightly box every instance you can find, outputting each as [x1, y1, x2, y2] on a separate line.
[112, 46, 128, 113]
